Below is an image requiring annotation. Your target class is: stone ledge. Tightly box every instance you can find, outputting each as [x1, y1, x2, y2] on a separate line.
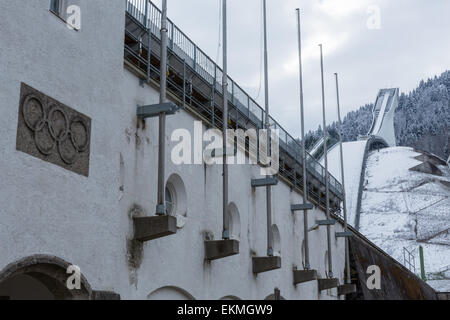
[91, 291, 121, 300]
[252, 256, 281, 274]
[133, 216, 177, 242]
[318, 278, 339, 291]
[337, 284, 357, 296]
[293, 269, 318, 285]
[205, 240, 239, 261]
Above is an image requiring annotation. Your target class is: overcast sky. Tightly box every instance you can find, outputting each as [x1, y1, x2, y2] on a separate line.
[152, 0, 450, 136]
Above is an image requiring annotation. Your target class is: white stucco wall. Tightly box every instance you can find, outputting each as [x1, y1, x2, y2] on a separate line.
[0, 0, 346, 300]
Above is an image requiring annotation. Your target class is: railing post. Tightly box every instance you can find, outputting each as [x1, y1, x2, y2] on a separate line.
[145, 0, 151, 83]
[211, 71, 216, 128]
[183, 59, 186, 109]
[232, 82, 238, 128]
[193, 46, 197, 72]
[170, 23, 174, 50]
[403, 248, 406, 267]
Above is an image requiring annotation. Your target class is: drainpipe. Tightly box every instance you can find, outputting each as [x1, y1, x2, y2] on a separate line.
[334, 73, 350, 284]
[263, 0, 273, 257]
[222, 0, 230, 239]
[319, 44, 333, 278]
[156, 0, 168, 215]
[296, 9, 310, 270]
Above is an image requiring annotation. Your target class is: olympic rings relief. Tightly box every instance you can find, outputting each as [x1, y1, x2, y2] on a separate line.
[21, 93, 90, 166]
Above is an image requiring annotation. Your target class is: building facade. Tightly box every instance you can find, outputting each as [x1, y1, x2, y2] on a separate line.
[0, 0, 349, 300]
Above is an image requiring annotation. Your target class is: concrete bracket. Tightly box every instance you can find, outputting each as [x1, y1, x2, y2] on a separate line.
[91, 291, 121, 300]
[252, 256, 281, 274]
[318, 278, 339, 291]
[293, 269, 318, 285]
[291, 203, 314, 212]
[337, 284, 357, 296]
[335, 232, 353, 238]
[137, 102, 180, 119]
[205, 240, 239, 261]
[316, 219, 336, 226]
[251, 177, 279, 188]
[133, 216, 177, 242]
[211, 147, 237, 158]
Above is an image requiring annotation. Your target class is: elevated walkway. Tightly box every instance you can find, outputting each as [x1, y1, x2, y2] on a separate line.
[124, 0, 344, 210]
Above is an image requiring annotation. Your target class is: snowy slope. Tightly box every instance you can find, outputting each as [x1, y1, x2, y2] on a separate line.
[359, 147, 450, 292]
[321, 140, 368, 226]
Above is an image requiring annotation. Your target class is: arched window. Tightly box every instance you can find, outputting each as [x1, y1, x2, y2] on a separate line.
[271, 225, 281, 256]
[227, 202, 241, 240]
[166, 174, 187, 228]
[165, 185, 175, 216]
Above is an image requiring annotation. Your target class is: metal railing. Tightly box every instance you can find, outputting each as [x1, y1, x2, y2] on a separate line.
[403, 247, 416, 274]
[125, 0, 343, 197]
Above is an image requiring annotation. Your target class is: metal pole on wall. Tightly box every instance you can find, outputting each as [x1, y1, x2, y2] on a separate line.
[296, 8, 310, 270]
[156, 0, 168, 215]
[334, 73, 350, 283]
[222, 0, 230, 239]
[263, 0, 273, 256]
[319, 44, 333, 277]
[419, 245, 426, 281]
[145, 0, 151, 83]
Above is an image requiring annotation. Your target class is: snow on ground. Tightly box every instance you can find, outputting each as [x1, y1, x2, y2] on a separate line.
[359, 147, 450, 292]
[320, 140, 368, 226]
[427, 280, 450, 293]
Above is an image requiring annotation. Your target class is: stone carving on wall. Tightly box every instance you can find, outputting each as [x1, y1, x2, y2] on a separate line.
[16, 83, 91, 176]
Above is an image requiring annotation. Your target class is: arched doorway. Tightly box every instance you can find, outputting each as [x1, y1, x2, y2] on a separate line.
[220, 295, 241, 300]
[0, 255, 92, 300]
[147, 286, 195, 300]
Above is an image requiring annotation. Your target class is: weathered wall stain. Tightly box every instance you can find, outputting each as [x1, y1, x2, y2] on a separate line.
[126, 204, 145, 287]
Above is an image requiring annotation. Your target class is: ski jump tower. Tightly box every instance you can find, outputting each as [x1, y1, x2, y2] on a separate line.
[309, 88, 399, 160]
[365, 88, 399, 146]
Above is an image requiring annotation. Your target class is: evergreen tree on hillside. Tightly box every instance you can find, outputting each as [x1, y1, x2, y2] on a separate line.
[305, 71, 450, 159]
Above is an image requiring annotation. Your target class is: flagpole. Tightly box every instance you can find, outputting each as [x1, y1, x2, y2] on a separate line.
[319, 44, 333, 278]
[263, 0, 273, 256]
[334, 73, 350, 283]
[222, 0, 230, 239]
[296, 8, 311, 270]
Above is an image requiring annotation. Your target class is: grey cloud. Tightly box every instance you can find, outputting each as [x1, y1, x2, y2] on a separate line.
[155, 0, 450, 136]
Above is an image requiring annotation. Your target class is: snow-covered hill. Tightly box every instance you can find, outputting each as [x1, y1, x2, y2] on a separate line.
[359, 147, 450, 292]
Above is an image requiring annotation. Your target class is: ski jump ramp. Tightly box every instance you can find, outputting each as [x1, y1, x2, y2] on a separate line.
[367, 88, 399, 146]
[319, 88, 399, 229]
